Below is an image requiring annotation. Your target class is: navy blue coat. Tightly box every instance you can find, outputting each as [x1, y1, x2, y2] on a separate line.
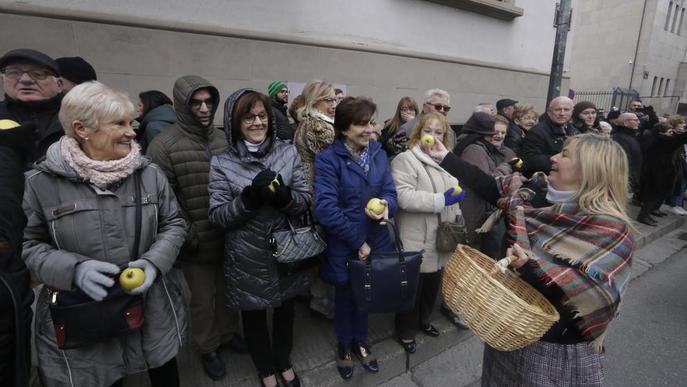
[314, 138, 398, 285]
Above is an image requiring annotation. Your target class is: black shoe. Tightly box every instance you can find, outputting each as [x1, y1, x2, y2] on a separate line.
[201, 350, 226, 381]
[421, 324, 440, 337]
[225, 333, 248, 354]
[651, 210, 668, 217]
[279, 369, 301, 387]
[398, 338, 416, 354]
[353, 342, 379, 373]
[637, 214, 658, 226]
[258, 374, 278, 387]
[440, 304, 469, 329]
[336, 343, 354, 380]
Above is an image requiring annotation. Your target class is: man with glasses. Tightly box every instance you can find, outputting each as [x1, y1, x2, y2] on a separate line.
[267, 81, 294, 142]
[401, 88, 451, 136]
[148, 75, 246, 381]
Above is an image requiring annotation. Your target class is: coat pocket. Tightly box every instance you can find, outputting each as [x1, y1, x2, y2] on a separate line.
[43, 199, 100, 252]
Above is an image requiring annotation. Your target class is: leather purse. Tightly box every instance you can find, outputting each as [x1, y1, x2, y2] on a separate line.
[48, 172, 145, 349]
[269, 210, 327, 274]
[421, 163, 469, 253]
[348, 221, 423, 313]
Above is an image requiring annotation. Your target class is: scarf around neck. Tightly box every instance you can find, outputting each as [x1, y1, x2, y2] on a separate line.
[60, 136, 143, 190]
[545, 183, 577, 204]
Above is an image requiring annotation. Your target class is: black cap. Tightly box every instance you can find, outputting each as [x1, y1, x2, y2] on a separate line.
[56, 57, 97, 84]
[496, 98, 518, 111]
[0, 48, 59, 75]
[462, 112, 496, 135]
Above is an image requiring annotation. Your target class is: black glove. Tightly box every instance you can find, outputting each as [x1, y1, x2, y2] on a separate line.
[0, 122, 36, 156]
[240, 185, 262, 210]
[252, 169, 277, 189]
[270, 175, 292, 208]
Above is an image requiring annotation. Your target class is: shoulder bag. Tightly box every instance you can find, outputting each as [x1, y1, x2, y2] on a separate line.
[269, 210, 327, 275]
[421, 163, 469, 253]
[48, 172, 145, 349]
[348, 221, 423, 313]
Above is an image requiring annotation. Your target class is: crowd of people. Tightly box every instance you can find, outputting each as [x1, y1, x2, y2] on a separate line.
[0, 46, 678, 387]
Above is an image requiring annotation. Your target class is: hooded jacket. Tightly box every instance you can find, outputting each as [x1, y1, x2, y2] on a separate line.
[208, 88, 312, 310]
[139, 103, 176, 151]
[22, 140, 187, 387]
[147, 76, 227, 264]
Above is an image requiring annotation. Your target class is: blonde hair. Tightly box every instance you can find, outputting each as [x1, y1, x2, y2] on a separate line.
[407, 112, 452, 148]
[494, 114, 509, 126]
[59, 81, 135, 137]
[298, 80, 334, 119]
[566, 134, 635, 230]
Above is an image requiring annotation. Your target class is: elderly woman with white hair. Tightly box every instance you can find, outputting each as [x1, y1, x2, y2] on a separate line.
[22, 81, 187, 387]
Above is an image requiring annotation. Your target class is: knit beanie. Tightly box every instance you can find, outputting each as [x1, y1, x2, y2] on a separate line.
[572, 101, 597, 120]
[56, 57, 97, 84]
[462, 112, 496, 135]
[268, 81, 287, 97]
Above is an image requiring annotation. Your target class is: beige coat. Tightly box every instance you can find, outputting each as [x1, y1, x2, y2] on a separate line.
[390, 145, 462, 273]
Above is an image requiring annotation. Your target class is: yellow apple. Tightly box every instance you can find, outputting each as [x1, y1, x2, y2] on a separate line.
[511, 157, 524, 169]
[421, 134, 435, 147]
[366, 198, 386, 215]
[119, 268, 145, 290]
[268, 177, 280, 192]
[451, 185, 463, 196]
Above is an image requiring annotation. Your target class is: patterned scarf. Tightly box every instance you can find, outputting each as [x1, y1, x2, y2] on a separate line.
[60, 136, 143, 190]
[495, 175, 634, 350]
[344, 141, 370, 176]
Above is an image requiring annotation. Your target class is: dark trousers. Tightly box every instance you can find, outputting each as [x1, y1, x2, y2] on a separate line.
[110, 357, 179, 387]
[334, 282, 368, 344]
[395, 271, 442, 340]
[241, 299, 295, 376]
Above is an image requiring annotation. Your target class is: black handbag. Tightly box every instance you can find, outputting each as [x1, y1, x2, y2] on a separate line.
[269, 210, 326, 274]
[48, 172, 145, 349]
[421, 163, 469, 253]
[348, 221, 423, 313]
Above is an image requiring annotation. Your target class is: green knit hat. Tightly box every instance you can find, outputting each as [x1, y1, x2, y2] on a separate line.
[268, 81, 287, 97]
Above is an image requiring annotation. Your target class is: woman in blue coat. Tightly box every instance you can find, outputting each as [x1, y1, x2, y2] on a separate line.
[314, 96, 398, 380]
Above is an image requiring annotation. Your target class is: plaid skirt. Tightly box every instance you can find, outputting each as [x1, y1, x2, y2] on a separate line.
[481, 341, 606, 387]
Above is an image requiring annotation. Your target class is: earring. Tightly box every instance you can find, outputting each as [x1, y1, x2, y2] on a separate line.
[85, 137, 89, 141]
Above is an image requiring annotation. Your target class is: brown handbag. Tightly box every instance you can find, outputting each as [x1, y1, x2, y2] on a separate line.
[421, 163, 469, 253]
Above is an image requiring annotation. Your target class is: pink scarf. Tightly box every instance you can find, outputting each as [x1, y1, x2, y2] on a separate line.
[60, 136, 143, 189]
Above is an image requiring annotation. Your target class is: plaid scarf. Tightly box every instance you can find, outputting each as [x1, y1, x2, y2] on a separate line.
[495, 175, 634, 350]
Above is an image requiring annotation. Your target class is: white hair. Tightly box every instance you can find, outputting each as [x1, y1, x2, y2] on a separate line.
[59, 81, 135, 137]
[424, 88, 450, 103]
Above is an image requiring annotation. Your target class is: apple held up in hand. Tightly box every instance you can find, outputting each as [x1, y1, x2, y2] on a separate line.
[451, 185, 463, 196]
[119, 267, 145, 290]
[366, 198, 386, 216]
[421, 134, 435, 147]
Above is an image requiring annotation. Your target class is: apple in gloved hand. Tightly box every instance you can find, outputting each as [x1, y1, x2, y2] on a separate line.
[421, 134, 435, 147]
[119, 267, 145, 290]
[366, 198, 386, 216]
[451, 185, 463, 196]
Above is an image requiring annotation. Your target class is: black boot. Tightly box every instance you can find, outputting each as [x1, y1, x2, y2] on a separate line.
[200, 350, 226, 380]
[637, 213, 658, 226]
[336, 343, 354, 380]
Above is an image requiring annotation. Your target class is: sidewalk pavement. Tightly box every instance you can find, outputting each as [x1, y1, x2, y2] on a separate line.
[113, 205, 686, 387]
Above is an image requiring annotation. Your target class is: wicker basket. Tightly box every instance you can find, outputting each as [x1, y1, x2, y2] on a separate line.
[442, 244, 559, 351]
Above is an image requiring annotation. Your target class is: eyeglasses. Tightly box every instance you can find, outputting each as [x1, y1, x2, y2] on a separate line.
[400, 107, 415, 113]
[190, 99, 214, 110]
[319, 97, 338, 105]
[241, 113, 268, 125]
[2, 67, 55, 81]
[425, 103, 451, 113]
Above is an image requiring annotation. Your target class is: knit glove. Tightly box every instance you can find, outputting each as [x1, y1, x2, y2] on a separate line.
[73, 260, 120, 301]
[241, 185, 262, 210]
[127, 259, 158, 295]
[444, 187, 465, 206]
[269, 174, 292, 208]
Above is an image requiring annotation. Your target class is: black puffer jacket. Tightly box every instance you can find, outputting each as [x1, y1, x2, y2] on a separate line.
[522, 115, 577, 176]
[271, 99, 294, 142]
[0, 94, 63, 163]
[208, 89, 312, 310]
[147, 76, 227, 264]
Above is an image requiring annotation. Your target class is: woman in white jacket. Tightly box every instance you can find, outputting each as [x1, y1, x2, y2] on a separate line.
[390, 112, 465, 353]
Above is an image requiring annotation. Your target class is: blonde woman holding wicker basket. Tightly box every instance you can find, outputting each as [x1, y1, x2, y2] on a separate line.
[427, 133, 635, 386]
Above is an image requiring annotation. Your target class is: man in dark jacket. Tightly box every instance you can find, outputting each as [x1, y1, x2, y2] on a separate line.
[612, 113, 642, 199]
[0, 123, 34, 387]
[0, 48, 64, 163]
[628, 98, 659, 135]
[497, 98, 525, 156]
[147, 75, 244, 381]
[268, 81, 294, 141]
[522, 96, 577, 176]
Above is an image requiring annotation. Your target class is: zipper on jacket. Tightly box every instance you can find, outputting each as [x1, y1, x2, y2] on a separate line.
[95, 195, 111, 261]
[161, 277, 183, 345]
[60, 350, 75, 387]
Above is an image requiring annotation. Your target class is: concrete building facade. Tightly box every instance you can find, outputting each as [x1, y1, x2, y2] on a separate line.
[568, 0, 687, 113]
[0, 0, 564, 122]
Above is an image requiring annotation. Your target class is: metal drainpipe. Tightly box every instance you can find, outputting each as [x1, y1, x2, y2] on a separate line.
[629, 0, 649, 92]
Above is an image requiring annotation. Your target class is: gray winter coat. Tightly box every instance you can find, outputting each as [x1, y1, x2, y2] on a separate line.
[208, 88, 312, 311]
[22, 140, 187, 387]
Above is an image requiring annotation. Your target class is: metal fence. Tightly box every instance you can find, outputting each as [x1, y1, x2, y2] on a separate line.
[572, 87, 680, 116]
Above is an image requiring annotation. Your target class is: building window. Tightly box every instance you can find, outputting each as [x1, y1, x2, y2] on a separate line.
[665, 79, 671, 96]
[679, 8, 685, 35]
[658, 77, 665, 96]
[651, 76, 658, 96]
[424, 0, 524, 20]
[666, 1, 674, 31]
[672, 3, 680, 32]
